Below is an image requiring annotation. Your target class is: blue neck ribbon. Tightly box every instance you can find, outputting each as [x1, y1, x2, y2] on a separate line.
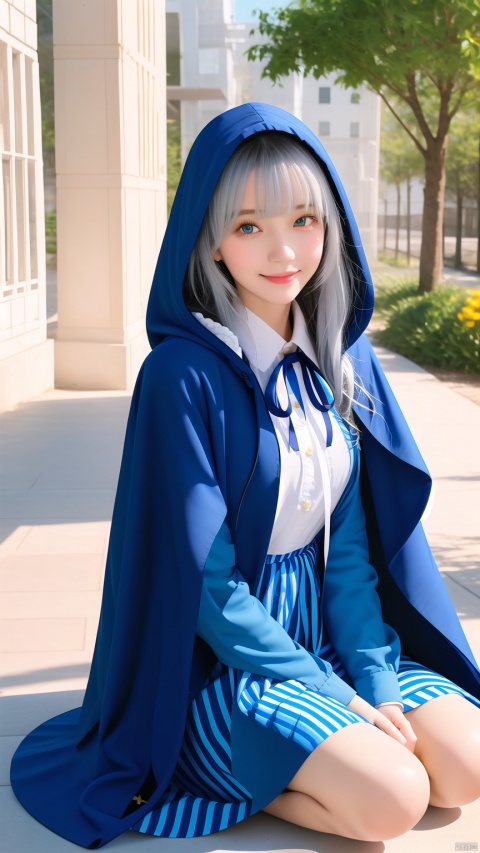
[265, 351, 334, 451]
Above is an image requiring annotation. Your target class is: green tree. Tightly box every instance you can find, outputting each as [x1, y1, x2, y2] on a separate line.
[380, 105, 423, 263]
[445, 103, 480, 269]
[36, 0, 54, 153]
[247, 0, 480, 292]
[167, 118, 181, 214]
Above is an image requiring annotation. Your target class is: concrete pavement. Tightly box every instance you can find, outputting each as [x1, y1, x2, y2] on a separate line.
[1, 348, 479, 853]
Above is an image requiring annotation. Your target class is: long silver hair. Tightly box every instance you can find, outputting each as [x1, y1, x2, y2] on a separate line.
[184, 131, 357, 419]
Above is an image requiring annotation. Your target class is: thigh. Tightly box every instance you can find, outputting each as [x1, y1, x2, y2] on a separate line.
[282, 720, 430, 839]
[288, 719, 426, 800]
[406, 694, 480, 808]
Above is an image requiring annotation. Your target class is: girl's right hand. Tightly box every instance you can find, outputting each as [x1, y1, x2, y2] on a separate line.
[347, 694, 408, 748]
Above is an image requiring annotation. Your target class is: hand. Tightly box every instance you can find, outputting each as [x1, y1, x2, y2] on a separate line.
[346, 694, 412, 749]
[376, 704, 417, 753]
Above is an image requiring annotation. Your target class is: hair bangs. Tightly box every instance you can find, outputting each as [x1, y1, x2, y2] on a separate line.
[213, 135, 328, 245]
[252, 159, 325, 223]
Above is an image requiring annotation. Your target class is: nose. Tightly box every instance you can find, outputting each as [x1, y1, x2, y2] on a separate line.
[267, 233, 296, 264]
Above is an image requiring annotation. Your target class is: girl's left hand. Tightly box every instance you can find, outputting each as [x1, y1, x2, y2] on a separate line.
[377, 705, 417, 752]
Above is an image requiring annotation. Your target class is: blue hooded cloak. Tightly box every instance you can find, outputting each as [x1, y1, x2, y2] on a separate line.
[10, 102, 480, 848]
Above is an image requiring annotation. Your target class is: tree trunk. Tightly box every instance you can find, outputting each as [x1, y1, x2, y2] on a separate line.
[395, 184, 401, 259]
[454, 184, 463, 270]
[406, 178, 411, 266]
[419, 139, 447, 292]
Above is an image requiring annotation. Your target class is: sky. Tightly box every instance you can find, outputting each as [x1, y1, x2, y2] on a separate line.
[234, 0, 288, 21]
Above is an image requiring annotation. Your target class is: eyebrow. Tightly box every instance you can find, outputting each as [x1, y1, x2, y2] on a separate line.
[237, 203, 312, 215]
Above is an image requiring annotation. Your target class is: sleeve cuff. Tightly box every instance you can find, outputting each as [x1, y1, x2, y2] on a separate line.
[354, 670, 402, 706]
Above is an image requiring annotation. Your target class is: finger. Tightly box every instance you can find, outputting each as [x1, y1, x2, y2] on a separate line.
[374, 716, 407, 745]
[397, 719, 417, 744]
[396, 724, 417, 752]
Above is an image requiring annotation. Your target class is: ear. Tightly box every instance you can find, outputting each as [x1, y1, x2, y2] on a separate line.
[213, 250, 222, 262]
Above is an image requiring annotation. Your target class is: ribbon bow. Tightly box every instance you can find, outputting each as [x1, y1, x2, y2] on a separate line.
[265, 350, 334, 451]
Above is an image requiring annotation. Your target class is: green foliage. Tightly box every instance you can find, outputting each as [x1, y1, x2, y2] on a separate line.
[36, 0, 52, 37]
[37, 0, 55, 151]
[446, 102, 480, 200]
[45, 210, 56, 255]
[38, 47, 55, 151]
[248, 1, 480, 291]
[380, 102, 423, 187]
[248, 0, 480, 115]
[167, 119, 181, 215]
[377, 285, 480, 373]
[374, 278, 419, 313]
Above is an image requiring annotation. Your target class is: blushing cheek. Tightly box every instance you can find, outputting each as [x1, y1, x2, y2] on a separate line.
[309, 233, 324, 263]
[224, 239, 246, 272]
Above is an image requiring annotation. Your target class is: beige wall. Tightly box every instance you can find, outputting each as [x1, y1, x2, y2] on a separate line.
[53, 0, 167, 390]
[0, 0, 54, 412]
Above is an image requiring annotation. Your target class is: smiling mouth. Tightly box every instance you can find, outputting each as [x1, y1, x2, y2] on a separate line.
[261, 272, 299, 283]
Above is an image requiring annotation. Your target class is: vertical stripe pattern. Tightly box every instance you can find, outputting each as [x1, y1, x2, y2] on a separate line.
[132, 539, 479, 838]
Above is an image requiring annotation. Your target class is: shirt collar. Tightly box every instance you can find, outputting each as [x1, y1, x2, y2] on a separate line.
[231, 301, 318, 373]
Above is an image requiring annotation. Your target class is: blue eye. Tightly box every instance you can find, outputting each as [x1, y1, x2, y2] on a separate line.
[294, 216, 307, 226]
[239, 223, 259, 235]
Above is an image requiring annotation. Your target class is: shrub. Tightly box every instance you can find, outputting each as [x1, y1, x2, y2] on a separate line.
[373, 277, 419, 314]
[377, 286, 480, 374]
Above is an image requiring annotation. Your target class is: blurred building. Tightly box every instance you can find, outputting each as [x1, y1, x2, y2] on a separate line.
[168, 0, 380, 259]
[0, 0, 53, 412]
[166, 0, 232, 161]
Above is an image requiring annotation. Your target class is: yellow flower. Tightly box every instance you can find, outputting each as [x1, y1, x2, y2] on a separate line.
[458, 291, 480, 328]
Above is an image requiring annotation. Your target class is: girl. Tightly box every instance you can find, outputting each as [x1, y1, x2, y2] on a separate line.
[11, 103, 480, 848]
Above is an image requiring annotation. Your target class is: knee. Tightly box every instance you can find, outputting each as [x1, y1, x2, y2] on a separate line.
[353, 757, 431, 841]
[429, 731, 480, 808]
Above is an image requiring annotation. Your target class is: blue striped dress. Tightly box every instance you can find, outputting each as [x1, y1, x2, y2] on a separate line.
[131, 537, 479, 839]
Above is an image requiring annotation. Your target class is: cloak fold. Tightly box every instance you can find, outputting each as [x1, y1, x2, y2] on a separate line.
[10, 102, 479, 849]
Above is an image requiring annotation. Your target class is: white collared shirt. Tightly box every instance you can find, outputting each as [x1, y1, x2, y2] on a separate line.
[229, 302, 353, 554]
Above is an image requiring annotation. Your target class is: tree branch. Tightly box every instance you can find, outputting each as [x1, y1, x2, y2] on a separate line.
[447, 79, 478, 122]
[437, 80, 454, 140]
[378, 91, 427, 156]
[405, 72, 434, 143]
[423, 70, 443, 93]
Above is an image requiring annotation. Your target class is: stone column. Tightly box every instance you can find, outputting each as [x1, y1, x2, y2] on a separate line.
[53, 0, 166, 389]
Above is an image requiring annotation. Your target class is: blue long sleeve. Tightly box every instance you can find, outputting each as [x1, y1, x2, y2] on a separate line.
[197, 523, 355, 705]
[324, 448, 402, 706]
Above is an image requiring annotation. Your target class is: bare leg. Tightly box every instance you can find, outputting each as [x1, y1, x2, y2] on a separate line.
[406, 694, 480, 808]
[263, 721, 430, 841]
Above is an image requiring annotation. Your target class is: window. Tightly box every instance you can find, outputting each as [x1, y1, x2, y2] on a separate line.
[198, 48, 220, 75]
[2, 157, 12, 284]
[0, 49, 39, 294]
[350, 122, 360, 138]
[318, 121, 330, 137]
[318, 86, 330, 104]
[351, 92, 361, 104]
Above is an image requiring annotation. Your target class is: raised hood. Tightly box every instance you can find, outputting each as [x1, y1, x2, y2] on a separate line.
[146, 102, 374, 354]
